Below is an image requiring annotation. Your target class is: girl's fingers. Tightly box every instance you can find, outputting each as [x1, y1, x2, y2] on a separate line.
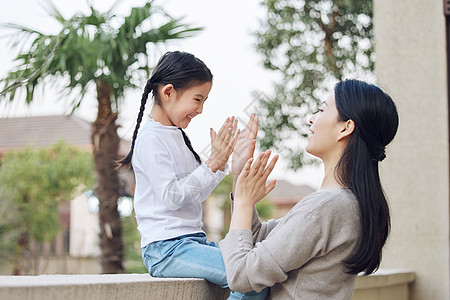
[210, 128, 217, 141]
[223, 117, 238, 146]
[217, 117, 230, 137]
[243, 114, 254, 138]
[230, 117, 238, 138]
[224, 126, 233, 145]
[229, 119, 240, 144]
[230, 129, 241, 151]
[250, 115, 258, 140]
[221, 117, 235, 143]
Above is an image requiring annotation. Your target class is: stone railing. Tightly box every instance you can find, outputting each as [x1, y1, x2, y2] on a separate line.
[353, 269, 415, 300]
[0, 269, 415, 300]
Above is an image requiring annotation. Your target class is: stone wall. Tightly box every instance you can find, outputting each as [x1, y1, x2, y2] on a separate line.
[374, 0, 450, 299]
[0, 270, 414, 300]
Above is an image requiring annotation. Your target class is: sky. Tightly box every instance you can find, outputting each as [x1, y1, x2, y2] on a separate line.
[0, 0, 322, 188]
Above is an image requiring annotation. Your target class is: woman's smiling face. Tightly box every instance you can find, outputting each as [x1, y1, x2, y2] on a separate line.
[306, 92, 344, 160]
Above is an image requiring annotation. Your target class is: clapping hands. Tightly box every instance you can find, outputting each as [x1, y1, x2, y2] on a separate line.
[234, 150, 279, 207]
[206, 116, 240, 172]
[231, 114, 259, 177]
[206, 114, 279, 206]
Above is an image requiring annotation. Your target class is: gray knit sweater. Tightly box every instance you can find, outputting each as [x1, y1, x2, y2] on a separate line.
[219, 188, 361, 300]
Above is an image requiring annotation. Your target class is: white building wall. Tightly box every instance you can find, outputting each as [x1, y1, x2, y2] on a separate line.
[70, 193, 101, 257]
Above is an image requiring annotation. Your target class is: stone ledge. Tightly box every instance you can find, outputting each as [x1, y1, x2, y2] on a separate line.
[0, 269, 415, 300]
[355, 269, 415, 289]
[0, 274, 229, 300]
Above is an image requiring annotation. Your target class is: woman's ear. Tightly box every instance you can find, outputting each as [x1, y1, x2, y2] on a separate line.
[337, 119, 355, 141]
[161, 84, 175, 102]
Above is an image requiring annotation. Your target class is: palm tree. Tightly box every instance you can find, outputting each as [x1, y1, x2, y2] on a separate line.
[0, 1, 202, 273]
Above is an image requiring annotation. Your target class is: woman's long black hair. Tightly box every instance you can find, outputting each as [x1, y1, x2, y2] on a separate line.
[117, 51, 213, 169]
[334, 79, 399, 275]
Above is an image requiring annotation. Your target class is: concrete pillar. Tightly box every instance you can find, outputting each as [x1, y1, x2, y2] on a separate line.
[374, 0, 450, 299]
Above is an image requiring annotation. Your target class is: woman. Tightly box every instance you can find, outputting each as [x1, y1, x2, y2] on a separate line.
[220, 79, 399, 299]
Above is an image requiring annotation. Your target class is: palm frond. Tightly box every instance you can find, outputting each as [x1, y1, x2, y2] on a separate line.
[118, 1, 155, 39]
[40, 0, 66, 24]
[1, 0, 203, 107]
[0, 32, 63, 99]
[0, 23, 43, 36]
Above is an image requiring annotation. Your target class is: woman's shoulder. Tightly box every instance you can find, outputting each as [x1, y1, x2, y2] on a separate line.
[295, 188, 359, 218]
[303, 188, 356, 203]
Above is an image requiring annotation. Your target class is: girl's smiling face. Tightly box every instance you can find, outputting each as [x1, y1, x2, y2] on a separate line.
[306, 92, 345, 160]
[161, 81, 212, 129]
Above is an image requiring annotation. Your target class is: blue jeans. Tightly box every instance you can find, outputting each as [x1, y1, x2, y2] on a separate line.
[142, 233, 268, 300]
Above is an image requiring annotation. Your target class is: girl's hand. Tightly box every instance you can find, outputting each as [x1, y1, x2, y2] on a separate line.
[206, 116, 240, 172]
[234, 150, 279, 208]
[231, 114, 258, 176]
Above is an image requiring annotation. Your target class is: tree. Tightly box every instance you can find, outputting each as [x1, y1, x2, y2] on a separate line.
[254, 0, 374, 169]
[0, 141, 95, 275]
[0, 1, 202, 273]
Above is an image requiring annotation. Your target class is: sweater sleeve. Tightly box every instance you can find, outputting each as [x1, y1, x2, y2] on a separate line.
[219, 210, 324, 293]
[134, 133, 227, 210]
[229, 195, 279, 244]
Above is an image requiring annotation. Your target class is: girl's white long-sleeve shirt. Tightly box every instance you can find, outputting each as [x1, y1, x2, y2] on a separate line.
[132, 117, 229, 247]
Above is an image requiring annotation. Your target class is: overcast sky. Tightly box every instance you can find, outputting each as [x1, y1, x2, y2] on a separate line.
[0, 0, 322, 188]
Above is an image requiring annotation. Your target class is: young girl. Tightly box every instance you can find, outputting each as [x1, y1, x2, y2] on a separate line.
[118, 51, 267, 299]
[221, 79, 399, 299]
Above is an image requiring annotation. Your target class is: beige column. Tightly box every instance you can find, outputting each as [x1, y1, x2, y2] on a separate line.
[374, 0, 450, 299]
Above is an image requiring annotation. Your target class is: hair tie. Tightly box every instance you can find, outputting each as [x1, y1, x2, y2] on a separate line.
[372, 151, 386, 162]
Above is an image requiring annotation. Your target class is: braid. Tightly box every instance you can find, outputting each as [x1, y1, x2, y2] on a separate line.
[178, 128, 202, 164]
[116, 79, 153, 169]
[132, 81, 153, 150]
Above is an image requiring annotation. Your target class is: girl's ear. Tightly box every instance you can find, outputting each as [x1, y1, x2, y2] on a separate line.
[161, 84, 175, 102]
[337, 119, 355, 141]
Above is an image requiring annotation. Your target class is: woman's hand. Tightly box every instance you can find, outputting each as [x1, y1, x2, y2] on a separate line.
[235, 150, 279, 207]
[230, 150, 278, 230]
[206, 116, 240, 173]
